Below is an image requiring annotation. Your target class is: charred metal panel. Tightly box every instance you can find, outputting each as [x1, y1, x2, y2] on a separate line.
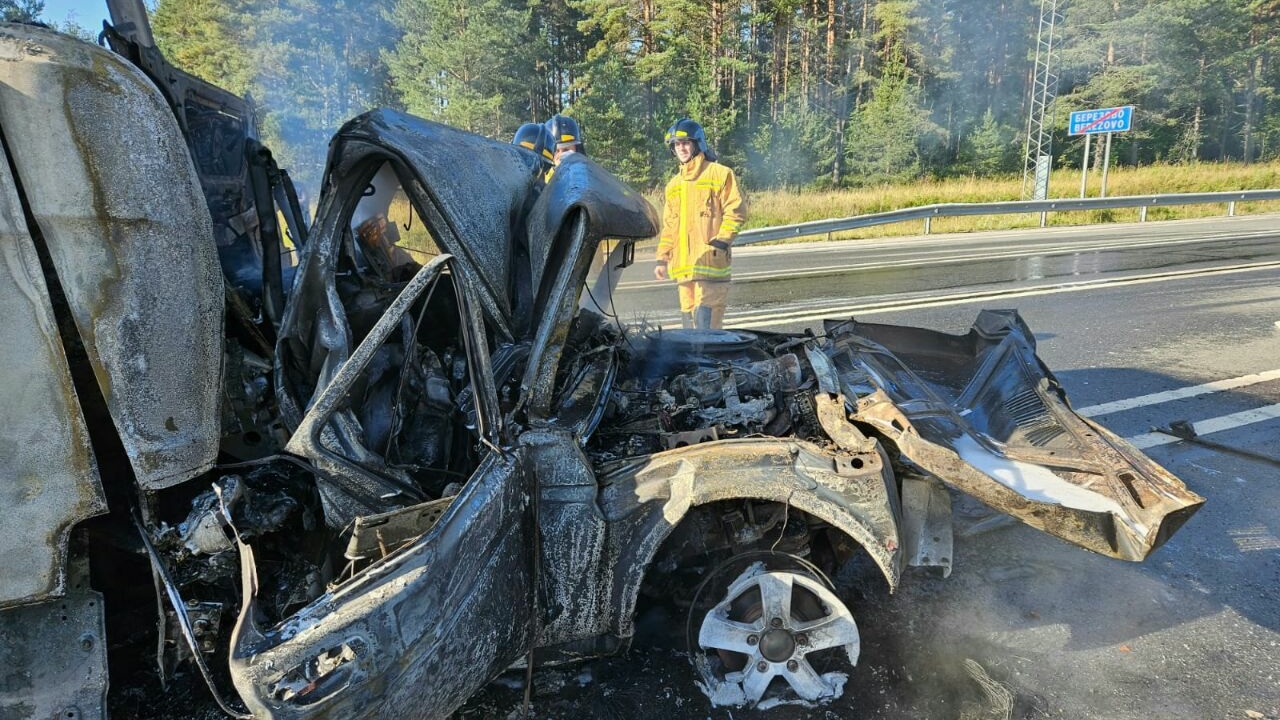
[550, 347, 617, 441]
[522, 212, 593, 418]
[519, 158, 657, 418]
[899, 475, 954, 577]
[0, 139, 107, 608]
[595, 438, 901, 643]
[272, 170, 356, 434]
[526, 153, 659, 307]
[0, 552, 107, 719]
[327, 110, 540, 323]
[0, 24, 223, 490]
[102, 14, 275, 316]
[828, 311, 1204, 561]
[230, 453, 533, 720]
[523, 429, 612, 643]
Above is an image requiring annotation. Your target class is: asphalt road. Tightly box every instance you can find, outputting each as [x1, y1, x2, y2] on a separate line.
[613, 213, 1280, 330]
[464, 214, 1280, 719]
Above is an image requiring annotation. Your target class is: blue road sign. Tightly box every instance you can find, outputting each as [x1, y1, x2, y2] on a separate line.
[1068, 106, 1134, 135]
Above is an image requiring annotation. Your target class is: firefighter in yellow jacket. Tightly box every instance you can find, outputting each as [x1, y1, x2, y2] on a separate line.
[654, 118, 746, 329]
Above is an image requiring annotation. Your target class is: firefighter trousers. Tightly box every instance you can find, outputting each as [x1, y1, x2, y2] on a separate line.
[677, 280, 730, 329]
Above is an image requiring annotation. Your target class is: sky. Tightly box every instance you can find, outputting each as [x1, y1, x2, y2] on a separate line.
[41, 0, 113, 28]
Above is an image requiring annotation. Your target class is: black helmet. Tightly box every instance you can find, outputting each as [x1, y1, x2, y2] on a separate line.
[513, 122, 554, 165]
[664, 117, 716, 162]
[545, 114, 585, 155]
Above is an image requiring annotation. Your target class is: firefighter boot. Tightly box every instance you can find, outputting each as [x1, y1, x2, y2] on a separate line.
[693, 305, 714, 330]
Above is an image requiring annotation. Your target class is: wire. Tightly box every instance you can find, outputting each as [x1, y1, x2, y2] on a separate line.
[580, 242, 637, 353]
[608, 252, 637, 352]
[132, 512, 254, 719]
[384, 279, 440, 460]
[401, 201, 414, 232]
[771, 489, 796, 553]
[216, 453, 319, 474]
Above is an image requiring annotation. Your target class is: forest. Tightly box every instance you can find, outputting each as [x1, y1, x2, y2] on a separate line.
[23, 0, 1280, 192]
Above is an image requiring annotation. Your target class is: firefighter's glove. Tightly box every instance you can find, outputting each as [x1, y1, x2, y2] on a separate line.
[709, 239, 731, 251]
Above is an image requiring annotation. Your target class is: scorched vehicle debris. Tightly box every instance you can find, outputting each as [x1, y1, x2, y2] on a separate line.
[0, 11, 1204, 720]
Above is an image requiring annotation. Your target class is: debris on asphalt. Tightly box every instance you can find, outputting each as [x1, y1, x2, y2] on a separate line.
[961, 659, 1013, 720]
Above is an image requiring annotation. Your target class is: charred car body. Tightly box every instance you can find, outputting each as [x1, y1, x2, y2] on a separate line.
[0, 13, 1204, 720]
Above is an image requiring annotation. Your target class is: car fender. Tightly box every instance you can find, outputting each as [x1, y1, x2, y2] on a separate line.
[596, 438, 902, 640]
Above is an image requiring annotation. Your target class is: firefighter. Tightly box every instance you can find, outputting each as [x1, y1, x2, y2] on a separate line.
[512, 121, 554, 173]
[654, 118, 746, 330]
[543, 114, 584, 182]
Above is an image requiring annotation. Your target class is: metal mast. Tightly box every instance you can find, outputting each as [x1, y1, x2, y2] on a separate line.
[1022, 0, 1063, 199]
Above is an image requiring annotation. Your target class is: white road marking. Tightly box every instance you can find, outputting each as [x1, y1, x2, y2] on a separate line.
[1227, 526, 1280, 553]
[1125, 403, 1280, 449]
[701, 260, 1280, 329]
[1076, 369, 1280, 417]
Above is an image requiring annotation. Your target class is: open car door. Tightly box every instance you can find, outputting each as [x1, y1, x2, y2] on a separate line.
[230, 257, 535, 719]
[825, 310, 1204, 562]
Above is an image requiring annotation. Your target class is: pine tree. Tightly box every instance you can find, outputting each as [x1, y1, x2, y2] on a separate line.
[749, 90, 836, 188]
[960, 109, 1011, 175]
[152, 0, 256, 97]
[385, 0, 529, 136]
[254, 0, 397, 185]
[153, 0, 398, 190]
[844, 48, 936, 185]
[0, 0, 42, 22]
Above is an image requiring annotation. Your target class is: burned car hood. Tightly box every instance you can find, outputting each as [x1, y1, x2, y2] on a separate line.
[824, 310, 1204, 561]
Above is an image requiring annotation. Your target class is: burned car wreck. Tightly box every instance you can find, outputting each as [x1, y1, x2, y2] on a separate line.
[0, 17, 1205, 720]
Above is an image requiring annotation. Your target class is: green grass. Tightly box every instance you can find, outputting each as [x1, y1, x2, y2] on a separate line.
[661, 160, 1280, 243]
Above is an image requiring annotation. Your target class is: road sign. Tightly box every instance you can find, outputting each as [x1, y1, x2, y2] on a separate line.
[1069, 106, 1133, 136]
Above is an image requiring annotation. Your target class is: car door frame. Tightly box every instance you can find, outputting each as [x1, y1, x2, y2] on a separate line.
[232, 184, 535, 718]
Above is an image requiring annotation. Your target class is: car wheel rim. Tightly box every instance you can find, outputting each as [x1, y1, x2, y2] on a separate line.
[693, 561, 860, 707]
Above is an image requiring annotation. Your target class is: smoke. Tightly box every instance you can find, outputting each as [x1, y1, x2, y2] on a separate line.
[243, 0, 399, 194]
[902, 3, 1038, 175]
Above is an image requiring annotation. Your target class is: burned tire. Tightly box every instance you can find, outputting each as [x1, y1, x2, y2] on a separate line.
[687, 551, 860, 708]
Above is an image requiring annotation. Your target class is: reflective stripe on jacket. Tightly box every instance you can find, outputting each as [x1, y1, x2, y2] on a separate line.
[656, 154, 746, 283]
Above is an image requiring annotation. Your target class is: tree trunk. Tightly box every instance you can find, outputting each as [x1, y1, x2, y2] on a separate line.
[801, 0, 813, 100]
[826, 0, 836, 98]
[854, 0, 869, 109]
[746, 1, 756, 128]
[783, 13, 792, 101]
[771, 19, 782, 120]
[1219, 91, 1231, 160]
[1191, 102, 1201, 160]
[1243, 54, 1260, 163]
[711, 0, 721, 97]
[643, 0, 655, 126]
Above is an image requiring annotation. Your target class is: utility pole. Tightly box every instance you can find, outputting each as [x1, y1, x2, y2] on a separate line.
[1022, 0, 1063, 200]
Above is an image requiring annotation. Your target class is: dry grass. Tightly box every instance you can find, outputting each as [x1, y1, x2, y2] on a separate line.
[387, 194, 444, 261]
[715, 160, 1280, 242]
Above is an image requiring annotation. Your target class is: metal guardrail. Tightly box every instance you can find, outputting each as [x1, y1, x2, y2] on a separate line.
[736, 189, 1280, 245]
